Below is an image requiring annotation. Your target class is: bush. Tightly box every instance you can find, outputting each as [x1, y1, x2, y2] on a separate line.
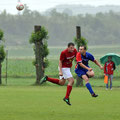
[0, 45, 6, 63]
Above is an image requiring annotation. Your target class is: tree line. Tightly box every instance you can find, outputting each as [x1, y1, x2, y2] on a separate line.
[0, 6, 120, 46]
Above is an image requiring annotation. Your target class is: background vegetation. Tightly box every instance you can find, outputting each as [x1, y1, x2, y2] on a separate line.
[0, 6, 120, 46]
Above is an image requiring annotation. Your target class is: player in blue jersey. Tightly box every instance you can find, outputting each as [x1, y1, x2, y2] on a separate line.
[75, 45, 103, 97]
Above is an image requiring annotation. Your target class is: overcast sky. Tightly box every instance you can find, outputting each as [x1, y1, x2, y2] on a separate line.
[1, 0, 120, 14]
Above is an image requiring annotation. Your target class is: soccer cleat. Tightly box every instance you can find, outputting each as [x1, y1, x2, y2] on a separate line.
[40, 76, 48, 84]
[63, 97, 71, 106]
[92, 93, 98, 97]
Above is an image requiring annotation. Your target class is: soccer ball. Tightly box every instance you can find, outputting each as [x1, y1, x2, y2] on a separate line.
[16, 2, 24, 11]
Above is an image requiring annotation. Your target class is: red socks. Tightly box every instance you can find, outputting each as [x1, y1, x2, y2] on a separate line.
[47, 77, 72, 99]
[47, 77, 60, 84]
[65, 85, 72, 99]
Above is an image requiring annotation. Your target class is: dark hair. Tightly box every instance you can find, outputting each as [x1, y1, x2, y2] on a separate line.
[68, 42, 75, 47]
[108, 56, 112, 59]
[80, 45, 87, 50]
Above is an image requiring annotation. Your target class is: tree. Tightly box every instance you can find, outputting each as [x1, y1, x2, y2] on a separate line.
[74, 26, 88, 86]
[1, 9, 120, 46]
[74, 37, 88, 51]
[0, 29, 4, 40]
[0, 29, 6, 84]
[29, 26, 49, 84]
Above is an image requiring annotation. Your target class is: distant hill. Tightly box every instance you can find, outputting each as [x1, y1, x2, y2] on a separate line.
[44, 5, 120, 15]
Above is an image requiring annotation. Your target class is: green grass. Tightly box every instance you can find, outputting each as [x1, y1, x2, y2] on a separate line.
[1, 78, 35, 86]
[0, 45, 119, 120]
[0, 45, 119, 86]
[1, 58, 120, 78]
[0, 45, 120, 119]
[4, 45, 120, 73]
[1, 77, 120, 87]
[0, 86, 120, 120]
[6, 45, 120, 58]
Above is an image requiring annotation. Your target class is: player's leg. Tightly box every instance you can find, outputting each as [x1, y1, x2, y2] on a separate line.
[40, 75, 66, 85]
[41, 67, 67, 85]
[63, 68, 74, 105]
[110, 75, 113, 90]
[82, 75, 98, 97]
[63, 77, 74, 106]
[65, 77, 74, 99]
[63, 68, 74, 100]
[86, 70, 94, 78]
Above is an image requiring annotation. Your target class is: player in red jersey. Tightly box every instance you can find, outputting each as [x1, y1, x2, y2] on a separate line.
[41, 43, 77, 105]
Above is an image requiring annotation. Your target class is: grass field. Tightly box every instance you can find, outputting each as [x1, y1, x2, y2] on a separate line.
[0, 45, 120, 120]
[0, 86, 120, 120]
[6, 45, 120, 58]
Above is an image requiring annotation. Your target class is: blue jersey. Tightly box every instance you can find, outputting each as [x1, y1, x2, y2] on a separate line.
[76, 52, 95, 69]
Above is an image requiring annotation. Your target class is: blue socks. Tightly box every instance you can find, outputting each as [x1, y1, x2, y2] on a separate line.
[86, 83, 94, 95]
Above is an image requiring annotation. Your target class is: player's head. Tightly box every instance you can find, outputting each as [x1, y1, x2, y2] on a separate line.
[79, 45, 87, 55]
[108, 56, 112, 62]
[67, 42, 75, 52]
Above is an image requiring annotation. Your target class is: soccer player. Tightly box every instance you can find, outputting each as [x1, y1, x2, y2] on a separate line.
[75, 45, 103, 97]
[40, 42, 77, 105]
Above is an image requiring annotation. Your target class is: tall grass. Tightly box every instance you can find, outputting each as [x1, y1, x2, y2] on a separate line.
[1, 45, 119, 86]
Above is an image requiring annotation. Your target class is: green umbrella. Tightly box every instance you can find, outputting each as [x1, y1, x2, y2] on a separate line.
[100, 53, 120, 66]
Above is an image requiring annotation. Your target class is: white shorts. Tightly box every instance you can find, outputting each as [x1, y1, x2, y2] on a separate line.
[59, 68, 73, 80]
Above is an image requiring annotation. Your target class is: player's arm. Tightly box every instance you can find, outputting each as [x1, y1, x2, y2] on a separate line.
[93, 60, 103, 69]
[59, 60, 63, 76]
[78, 62, 92, 71]
[89, 53, 103, 70]
[59, 51, 65, 76]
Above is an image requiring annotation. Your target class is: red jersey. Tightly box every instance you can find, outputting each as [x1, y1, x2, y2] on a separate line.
[60, 48, 77, 68]
[75, 52, 82, 69]
[104, 61, 116, 75]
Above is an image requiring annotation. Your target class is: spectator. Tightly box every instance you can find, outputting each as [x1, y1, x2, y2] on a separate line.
[104, 56, 116, 90]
